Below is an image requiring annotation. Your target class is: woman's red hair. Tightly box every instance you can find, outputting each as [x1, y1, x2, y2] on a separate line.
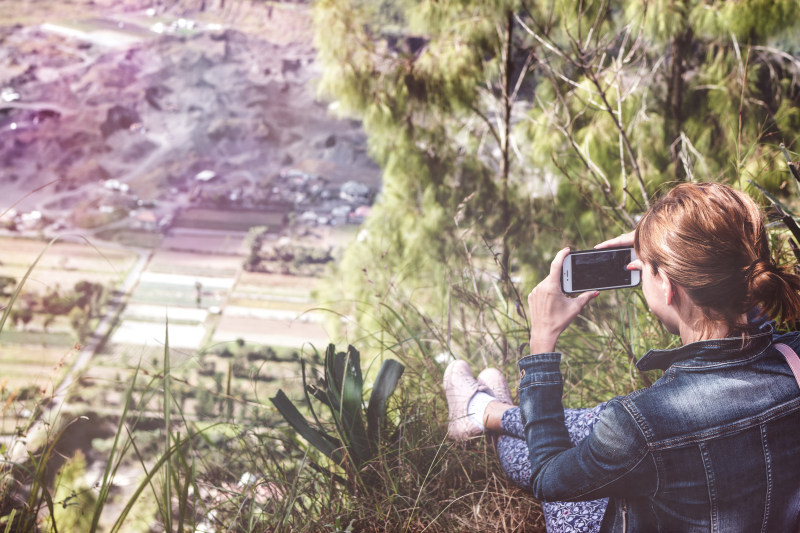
[634, 182, 800, 329]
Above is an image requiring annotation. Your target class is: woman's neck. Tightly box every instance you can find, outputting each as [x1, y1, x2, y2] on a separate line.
[680, 323, 727, 344]
[679, 314, 746, 344]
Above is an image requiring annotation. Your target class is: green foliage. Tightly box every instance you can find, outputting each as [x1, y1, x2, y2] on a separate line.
[687, 0, 800, 42]
[5, 3, 800, 532]
[73, 281, 105, 311]
[315, 0, 800, 369]
[1, 276, 216, 532]
[48, 449, 96, 532]
[749, 146, 800, 276]
[68, 307, 89, 343]
[270, 344, 404, 486]
[9, 306, 33, 329]
[0, 276, 16, 295]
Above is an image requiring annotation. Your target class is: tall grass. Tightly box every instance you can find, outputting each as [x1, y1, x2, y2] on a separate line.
[6, 179, 795, 532]
[0, 163, 671, 533]
[254, 224, 662, 530]
[0, 240, 223, 531]
[0, 224, 667, 533]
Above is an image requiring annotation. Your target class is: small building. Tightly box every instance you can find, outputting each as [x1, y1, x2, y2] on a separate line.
[133, 210, 158, 231]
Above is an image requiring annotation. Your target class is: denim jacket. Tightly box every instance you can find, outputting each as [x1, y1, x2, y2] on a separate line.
[518, 325, 800, 532]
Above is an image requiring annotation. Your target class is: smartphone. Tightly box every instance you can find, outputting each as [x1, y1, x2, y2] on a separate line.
[561, 247, 640, 294]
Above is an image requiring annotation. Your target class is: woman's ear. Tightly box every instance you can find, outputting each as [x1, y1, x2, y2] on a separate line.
[660, 271, 678, 306]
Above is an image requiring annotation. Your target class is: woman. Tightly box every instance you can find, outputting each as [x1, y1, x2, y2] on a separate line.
[444, 182, 800, 532]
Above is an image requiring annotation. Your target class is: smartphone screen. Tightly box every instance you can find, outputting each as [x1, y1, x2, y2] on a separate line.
[562, 248, 639, 293]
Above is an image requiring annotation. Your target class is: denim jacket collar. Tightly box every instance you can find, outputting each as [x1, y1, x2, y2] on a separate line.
[636, 323, 774, 372]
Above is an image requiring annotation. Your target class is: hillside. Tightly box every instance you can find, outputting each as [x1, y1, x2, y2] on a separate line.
[0, 0, 379, 232]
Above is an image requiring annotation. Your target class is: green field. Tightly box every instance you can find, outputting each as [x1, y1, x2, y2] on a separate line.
[129, 282, 226, 308]
[0, 237, 138, 297]
[0, 237, 137, 271]
[0, 237, 136, 423]
[174, 208, 287, 231]
[0, 232, 329, 442]
[145, 262, 239, 277]
[93, 228, 164, 248]
[0, 342, 76, 399]
[225, 297, 312, 312]
[0, 330, 74, 346]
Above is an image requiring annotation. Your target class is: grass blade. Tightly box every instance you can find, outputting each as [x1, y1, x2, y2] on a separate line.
[270, 390, 343, 463]
[750, 179, 800, 219]
[749, 180, 800, 260]
[324, 344, 342, 412]
[339, 346, 370, 465]
[108, 435, 187, 533]
[0, 237, 59, 333]
[780, 143, 800, 185]
[162, 320, 172, 533]
[366, 359, 404, 446]
[89, 361, 142, 532]
[301, 357, 329, 430]
[2, 510, 16, 533]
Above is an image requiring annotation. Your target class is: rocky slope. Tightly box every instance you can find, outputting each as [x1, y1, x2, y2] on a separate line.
[0, 2, 378, 225]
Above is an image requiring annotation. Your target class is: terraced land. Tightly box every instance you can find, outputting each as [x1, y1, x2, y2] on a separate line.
[0, 236, 139, 421]
[82, 240, 333, 422]
[0, 237, 137, 294]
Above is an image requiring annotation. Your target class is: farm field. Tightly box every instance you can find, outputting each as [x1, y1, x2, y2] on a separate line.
[211, 313, 328, 349]
[161, 229, 249, 255]
[0, 237, 137, 294]
[85, 237, 334, 420]
[0, 343, 78, 405]
[173, 208, 287, 233]
[0, 237, 136, 271]
[106, 247, 241, 355]
[218, 270, 330, 348]
[0, 221, 348, 434]
[146, 248, 243, 276]
[0, 236, 139, 423]
[0, 2, 381, 526]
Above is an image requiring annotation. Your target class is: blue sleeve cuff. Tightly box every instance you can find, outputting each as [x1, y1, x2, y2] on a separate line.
[518, 352, 563, 387]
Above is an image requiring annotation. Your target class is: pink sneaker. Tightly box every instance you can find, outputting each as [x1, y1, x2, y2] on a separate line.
[443, 360, 489, 441]
[477, 368, 513, 405]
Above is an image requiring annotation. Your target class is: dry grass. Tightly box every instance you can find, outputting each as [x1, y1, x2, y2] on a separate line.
[258, 398, 548, 533]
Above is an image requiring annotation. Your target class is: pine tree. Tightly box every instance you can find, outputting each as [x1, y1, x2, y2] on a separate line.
[315, 1, 549, 356]
[314, 0, 800, 359]
[524, 0, 800, 233]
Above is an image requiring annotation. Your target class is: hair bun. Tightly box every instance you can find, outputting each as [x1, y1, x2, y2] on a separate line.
[744, 258, 776, 288]
[744, 257, 800, 322]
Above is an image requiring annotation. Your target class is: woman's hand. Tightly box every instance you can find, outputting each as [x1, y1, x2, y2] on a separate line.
[594, 231, 635, 250]
[528, 248, 599, 354]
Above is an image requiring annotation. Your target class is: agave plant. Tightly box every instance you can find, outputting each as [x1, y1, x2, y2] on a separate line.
[270, 344, 404, 483]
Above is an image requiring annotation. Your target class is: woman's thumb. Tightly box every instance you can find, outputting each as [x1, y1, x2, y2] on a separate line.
[576, 291, 600, 308]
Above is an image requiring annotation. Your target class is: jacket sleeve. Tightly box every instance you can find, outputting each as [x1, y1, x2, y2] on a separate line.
[518, 353, 656, 502]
